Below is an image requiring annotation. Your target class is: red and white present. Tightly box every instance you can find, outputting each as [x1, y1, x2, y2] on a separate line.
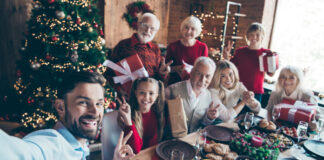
[103, 54, 149, 95]
[259, 51, 279, 73]
[276, 99, 317, 124]
[180, 60, 193, 80]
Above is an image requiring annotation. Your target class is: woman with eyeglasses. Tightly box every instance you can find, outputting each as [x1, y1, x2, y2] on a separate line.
[165, 16, 208, 85]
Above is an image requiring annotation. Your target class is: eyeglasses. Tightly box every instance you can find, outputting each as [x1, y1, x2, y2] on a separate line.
[140, 23, 157, 31]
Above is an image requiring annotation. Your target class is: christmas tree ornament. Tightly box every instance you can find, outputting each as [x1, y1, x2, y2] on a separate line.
[88, 27, 93, 32]
[71, 11, 75, 15]
[97, 45, 102, 50]
[31, 62, 41, 70]
[56, 11, 65, 20]
[66, 15, 72, 20]
[16, 70, 22, 77]
[48, 0, 55, 4]
[51, 36, 58, 41]
[34, 4, 40, 9]
[83, 44, 89, 51]
[76, 16, 81, 25]
[100, 37, 106, 46]
[94, 23, 98, 28]
[69, 51, 79, 63]
[45, 54, 52, 60]
[20, 47, 26, 51]
[100, 27, 104, 36]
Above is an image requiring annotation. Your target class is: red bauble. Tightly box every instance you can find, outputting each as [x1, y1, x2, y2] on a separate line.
[48, 0, 55, 4]
[109, 101, 117, 110]
[94, 23, 98, 28]
[45, 55, 52, 60]
[100, 29, 104, 36]
[16, 70, 22, 77]
[76, 16, 81, 25]
[130, 11, 137, 17]
[52, 36, 58, 41]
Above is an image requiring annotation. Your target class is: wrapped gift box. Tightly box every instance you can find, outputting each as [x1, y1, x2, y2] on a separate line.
[103, 54, 149, 95]
[167, 96, 188, 138]
[259, 51, 279, 73]
[180, 60, 193, 80]
[276, 99, 317, 124]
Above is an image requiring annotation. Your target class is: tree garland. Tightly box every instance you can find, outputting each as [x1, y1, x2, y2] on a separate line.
[123, 1, 154, 30]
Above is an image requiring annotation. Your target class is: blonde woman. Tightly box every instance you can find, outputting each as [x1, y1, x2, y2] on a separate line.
[209, 60, 260, 121]
[266, 66, 317, 113]
[166, 16, 208, 85]
[117, 77, 166, 154]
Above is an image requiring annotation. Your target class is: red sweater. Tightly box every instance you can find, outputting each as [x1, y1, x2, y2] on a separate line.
[165, 40, 208, 85]
[231, 46, 270, 94]
[123, 109, 159, 154]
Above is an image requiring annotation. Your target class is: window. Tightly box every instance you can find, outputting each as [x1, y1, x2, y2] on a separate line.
[270, 0, 324, 93]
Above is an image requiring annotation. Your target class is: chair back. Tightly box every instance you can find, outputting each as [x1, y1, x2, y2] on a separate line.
[101, 110, 122, 160]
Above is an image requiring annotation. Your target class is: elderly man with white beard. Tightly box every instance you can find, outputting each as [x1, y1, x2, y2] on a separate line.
[106, 13, 172, 98]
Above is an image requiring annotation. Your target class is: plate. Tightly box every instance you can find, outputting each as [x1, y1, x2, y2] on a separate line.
[155, 139, 195, 160]
[303, 140, 324, 158]
[235, 155, 256, 160]
[205, 126, 234, 143]
[267, 133, 294, 150]
[281, 126, 309, 141]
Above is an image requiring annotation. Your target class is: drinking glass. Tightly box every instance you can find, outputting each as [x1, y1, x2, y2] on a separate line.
[171, 149, 184, 160]
[296, 121, 308, 147]
[316, 117, 324, 140]
[194, 129, 206, 159]
[272, 106, 281, 122]
[244, 112, 254, 131]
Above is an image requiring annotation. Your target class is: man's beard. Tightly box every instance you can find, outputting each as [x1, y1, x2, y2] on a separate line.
[138, 32, 155, 43]
[65, 110, 100, 140]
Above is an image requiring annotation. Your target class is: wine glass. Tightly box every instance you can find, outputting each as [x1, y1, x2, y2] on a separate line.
[296, 121, 308, 148]
[272, 106, 281, 122]
[194, 129, 206, 159]
[244, 112, 254, 131]
[316, 117, 324, 140]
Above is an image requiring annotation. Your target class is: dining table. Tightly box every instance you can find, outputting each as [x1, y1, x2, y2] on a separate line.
[129, 108, 323, 160]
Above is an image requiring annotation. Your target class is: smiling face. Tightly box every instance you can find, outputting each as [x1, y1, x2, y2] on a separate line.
[137, 17, 158, 44]
[246, 30, 263, 48]
[135, 81, 159, 113]
[190, 63, 214, 96]
[220, 68, 235, 89]
[279, 71, 299, 95]
[181, 24, 197, 40]
[61, 83, 104, 140]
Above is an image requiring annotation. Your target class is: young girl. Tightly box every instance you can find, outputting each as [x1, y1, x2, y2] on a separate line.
[209, 60, 261, 121]
[223, 22, 275, 103]
[266, 66, 317, 113]
[117, 77, 165, 154]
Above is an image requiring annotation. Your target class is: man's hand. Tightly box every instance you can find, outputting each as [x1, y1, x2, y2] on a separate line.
[207, 102, 220, 120]
[113, 131, 135, 160]
[117, 96, 132, 126]
[159, 57, 173, 76]
[222, 40, 234, 60]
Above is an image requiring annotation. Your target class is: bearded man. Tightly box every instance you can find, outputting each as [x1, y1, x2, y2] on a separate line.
[106, 13, 171, 98]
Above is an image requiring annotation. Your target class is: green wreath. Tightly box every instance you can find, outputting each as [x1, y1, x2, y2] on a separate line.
[123, 1, 154, 30]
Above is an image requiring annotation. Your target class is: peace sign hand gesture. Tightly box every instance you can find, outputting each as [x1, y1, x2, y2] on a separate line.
[117, 96, 132, 126]
[159, 57, 173, 76]
[223, 40, 234, 60]
[113, 131, 135, 160]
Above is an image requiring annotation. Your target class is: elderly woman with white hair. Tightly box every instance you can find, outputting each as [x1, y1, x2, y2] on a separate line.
[165, 16, 208, 85]
[266, 65, 317, 114]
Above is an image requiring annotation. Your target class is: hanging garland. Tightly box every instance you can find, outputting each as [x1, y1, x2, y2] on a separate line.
[123, 1, 154, 30]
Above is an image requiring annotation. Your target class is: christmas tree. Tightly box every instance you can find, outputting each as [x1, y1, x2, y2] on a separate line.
[13, 0, 113, 132]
